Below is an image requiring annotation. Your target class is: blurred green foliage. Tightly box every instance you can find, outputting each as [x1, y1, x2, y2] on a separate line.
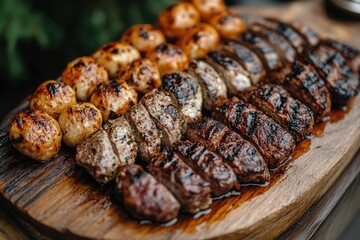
[0, 0, 176, 82]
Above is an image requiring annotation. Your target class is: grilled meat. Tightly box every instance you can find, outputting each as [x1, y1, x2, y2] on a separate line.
[141, 89, 186, 147]
[187, 60, 227, 110]
[213, 99, 296, 168]
[291, 22, 319, 46]
[242, 84, 314, 142]
[148, 148, 212, 214]
[161, 72, 203, 122]
[206, 50, 252, 94]
[114, 164, 180, 222]
[174, 140, 240, 196]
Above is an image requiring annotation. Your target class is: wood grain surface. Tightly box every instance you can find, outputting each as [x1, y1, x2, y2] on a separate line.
[0, 0, 359, 239]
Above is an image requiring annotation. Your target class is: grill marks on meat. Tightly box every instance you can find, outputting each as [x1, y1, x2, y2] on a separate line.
[291, 22, 319, 46]
[114, 164, 180, 222]
[148, 148, 212, 214]
[213, 100, 295, 168]
[186, 117, 269, 183]
[174, 140, 240, 196]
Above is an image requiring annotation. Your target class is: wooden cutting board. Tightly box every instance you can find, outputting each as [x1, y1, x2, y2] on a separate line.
[0, 1, 360, 239]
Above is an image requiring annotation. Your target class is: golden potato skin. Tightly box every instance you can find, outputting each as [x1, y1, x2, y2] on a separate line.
[189, 0, 226, 20]
[8, 109, 62, 161]
[93, 42, 141, 78]
[158, 2, 200, 39]
[121, 24, 166, 54]
[58, 102, 102, 148]
[61, 56, 109, 102]
[120, 58, 161, 94]
[29, 80, 76, 119]
[179, 23, 220, 60]
[90, 81, 138, 122]
[146, 43, 189, 76]
[208, 10, 246, 39]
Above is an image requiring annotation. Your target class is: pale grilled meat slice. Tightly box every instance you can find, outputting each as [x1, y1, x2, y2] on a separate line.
[242, 84, 314, 142]
[125, 103, 161, 162]
[76, 129, 120, 184]
[283, 61, 331, 122]
[205, 50, 252, 95]
[161, 72, 203, 122]
[141, 89, 185, 147]
[186, 117, 270, 183]
[187, 60, 228, 110]
[291, 22, 319, 46]
[173, 140, 240, 196]
[303, 44, 359, 105]
[221, 40, 266, 85]
[103, 116, 138, 165]
[213, 99, 296, 168]
[114, 164, 180, 222]
[148, 148, 212, 214]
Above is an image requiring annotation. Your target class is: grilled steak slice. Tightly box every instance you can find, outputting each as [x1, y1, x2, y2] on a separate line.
[242, 84, 314, 142]
[161, 72, 203, 122]
[104, 116, 138, 165]
[239, 32, 283, 72]
[213, 100, 296, 168]
[76, 129, 120, 184]
[303, 44, 359, 105]
[291, 22, 319, 46]
[283, 61, 331, 121]
[114, 164, 180, 222]
[187, 60, 227, 110]
[174, 140, 240, 196]
[221, 40, 266, 85]
[148, 148, 212, 214]
[205, 50, 252, 94]
[125, 104, 161, 162]
[186, 117, 269, 183]
[141, 89, 185, 147]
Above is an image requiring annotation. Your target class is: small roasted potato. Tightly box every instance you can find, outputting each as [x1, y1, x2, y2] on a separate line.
[61, 56, 109, 102]
[93, 42, 141, 78]
[119, 58, 161, 94]
[157, 2, 200, 39]
[90, 81, 138, 121]
[146, 43, 189, 76]
[8, 109, 62, 161]
[188, 0, 226, 20]
[178, 23, 220, 60]
[58, 102, 102, 148]
[121, 24, 166, 54]
[208, 10, 246, 39]
[29, 80, 76, 119]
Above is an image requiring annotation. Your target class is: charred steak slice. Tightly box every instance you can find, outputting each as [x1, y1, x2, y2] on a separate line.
[174, 140, 240, 196]
[76, 129, 120, 184]
[114, 164, 180, 222]
[148, 148, 212, 214]
[291, 22, 319, 46]
[161, 72, 203, 122]
[283, 61, 331, 122]
[104, 116, 138, 165]
[205, 50, 252, 95]
[141, 89, 185, 146]
[125, 103, 161, 162]
[187, 60, 228, 110]
[242, 84, 314, 142]
[213, 100, 296, 168]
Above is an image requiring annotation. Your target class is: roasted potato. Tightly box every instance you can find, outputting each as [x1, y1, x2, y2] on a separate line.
[208, 10, 246, 39]
[93, 42, 141, 78]
[29, 80, 76, 119]
[188, 0, 226, 20]
[8, 109, 62, 161]
[178, 23, 220, 60]
[119, 58, 161, 94]
[61, 56, 109, 101]
[146, 43, 189, 76]
[121, 24, 166, 54]
[157, 2, 200, 39]
[58, 102, 102, 148]
[90, 81, 138, 121]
